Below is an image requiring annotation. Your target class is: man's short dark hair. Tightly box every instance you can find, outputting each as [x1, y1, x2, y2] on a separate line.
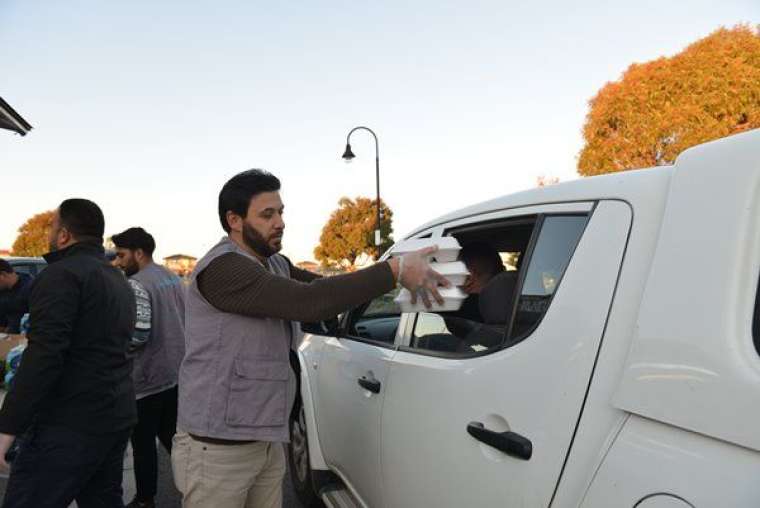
[218, 169, 281, 233]
[59, 199, 105, 241]
[111, 227, 156, 256]
[0, 260, 13, 274]
[460, 242, 505, 277]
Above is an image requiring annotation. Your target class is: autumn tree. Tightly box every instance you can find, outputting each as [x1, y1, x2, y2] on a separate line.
[314, 197, 393, 270]
[12, 210, 55, 256]
[578, 25, 760, 176]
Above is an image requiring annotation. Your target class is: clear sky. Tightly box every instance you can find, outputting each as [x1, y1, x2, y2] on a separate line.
[2, 1, 757, 262]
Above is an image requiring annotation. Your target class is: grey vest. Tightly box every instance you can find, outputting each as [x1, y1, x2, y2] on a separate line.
[131, 262, 187, 399]
[177, 237, 296, 442]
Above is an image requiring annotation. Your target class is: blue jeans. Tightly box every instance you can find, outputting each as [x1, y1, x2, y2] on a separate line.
[2, 424, 132, 508]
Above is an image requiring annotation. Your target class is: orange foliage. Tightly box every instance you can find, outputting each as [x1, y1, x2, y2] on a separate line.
[12, 210, 55, 257]
[578, 25, 760, 176]
[314, 197, 393, 269]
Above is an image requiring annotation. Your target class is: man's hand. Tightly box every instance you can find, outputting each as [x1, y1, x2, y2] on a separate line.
[0, 432, 16, 473]
[390, 246, 451, 307]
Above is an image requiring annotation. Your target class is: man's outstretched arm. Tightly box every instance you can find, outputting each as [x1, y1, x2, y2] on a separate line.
[198, 247, 447, 323]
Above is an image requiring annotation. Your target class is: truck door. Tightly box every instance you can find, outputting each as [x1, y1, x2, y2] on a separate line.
[380, 201, 632, 507]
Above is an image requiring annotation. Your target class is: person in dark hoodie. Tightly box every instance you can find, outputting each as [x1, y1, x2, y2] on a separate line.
[0, 198, 137, 508]
[0, 261, 34, 334]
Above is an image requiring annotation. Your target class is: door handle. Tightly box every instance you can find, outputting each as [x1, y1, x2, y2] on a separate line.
[357, 376, 381, 394]
[467, 421, 532, 460]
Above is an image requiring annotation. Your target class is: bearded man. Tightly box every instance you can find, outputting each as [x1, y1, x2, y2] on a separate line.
[112, 227, 186, 508]
[171, 169, 447, 508]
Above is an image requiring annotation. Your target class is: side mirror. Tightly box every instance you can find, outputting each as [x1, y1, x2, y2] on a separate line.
[301, 317, 340, 336]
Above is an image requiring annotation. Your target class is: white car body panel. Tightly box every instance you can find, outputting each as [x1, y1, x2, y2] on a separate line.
[614, 129, 760, 451]
[581, 415, 760, 507]
[313, 337, 396, 508]
[380, 201, 631, 508]
[434, 201, 595, 231]
[296, 337, 328, 470]
[551, 169, 674, 507]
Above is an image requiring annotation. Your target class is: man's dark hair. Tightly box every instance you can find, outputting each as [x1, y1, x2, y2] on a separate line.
[111, 227, 156, 256]
[59, 198, 105, 241]
[0, 260, 13, 274]
[218, 169, 281, 233]
[460, 242, 505, 277]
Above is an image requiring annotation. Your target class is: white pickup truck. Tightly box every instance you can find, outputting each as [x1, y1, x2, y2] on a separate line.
[288, 129, 760, 508]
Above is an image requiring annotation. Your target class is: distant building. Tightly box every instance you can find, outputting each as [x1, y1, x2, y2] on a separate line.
[0, 249, 11, 257]
[0, 97, 32, 136]
[163, 254, 197, 277]
[294, 260, 348, 276]
[295, 261, 320, 272]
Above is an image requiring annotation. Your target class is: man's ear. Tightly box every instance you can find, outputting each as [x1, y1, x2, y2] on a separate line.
[226, 211, 243, 233]
[59, 227, 73, 247]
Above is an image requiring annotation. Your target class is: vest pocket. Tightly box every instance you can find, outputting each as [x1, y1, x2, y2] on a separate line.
[225, 357, 289, 427]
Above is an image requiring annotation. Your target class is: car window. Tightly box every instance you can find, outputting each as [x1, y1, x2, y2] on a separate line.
[509, 215, 587, 340]
[8, 261, 46, 277]
[408, 219, 535, 355]
[11, 265, 33, 276]
[411, 311, 507, 354]
[406, 213, 588, 356]
[11, 264, 35, 276]
[346, 287, 402, 346]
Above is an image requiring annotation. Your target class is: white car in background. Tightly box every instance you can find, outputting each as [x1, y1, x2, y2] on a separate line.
[289, 129, 760, 508]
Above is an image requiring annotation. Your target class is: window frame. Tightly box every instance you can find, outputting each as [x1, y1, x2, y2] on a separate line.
[398, 203, 596, 359]
[752, 272, 760, 357]
[339, 293, 409, 350]
[505, 212, 592, 346]
[337, 227, 439, 349]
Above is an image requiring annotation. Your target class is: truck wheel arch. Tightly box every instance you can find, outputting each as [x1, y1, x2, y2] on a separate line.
[634, 493, 694, 508]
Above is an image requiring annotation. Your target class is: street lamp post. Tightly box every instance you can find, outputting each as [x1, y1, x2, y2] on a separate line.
[342, 126, 383, 251]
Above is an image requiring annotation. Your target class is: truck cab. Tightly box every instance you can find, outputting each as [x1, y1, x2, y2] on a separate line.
[291, 129, 760, 508]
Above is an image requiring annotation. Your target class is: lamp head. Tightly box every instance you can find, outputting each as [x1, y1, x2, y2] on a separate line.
[342, 143, 356, 163]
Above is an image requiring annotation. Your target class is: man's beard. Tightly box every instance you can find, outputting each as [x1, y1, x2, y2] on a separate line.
[48, 229, 60, 252]
[123, 259, 140, 277]
[242, 222, 281, 259]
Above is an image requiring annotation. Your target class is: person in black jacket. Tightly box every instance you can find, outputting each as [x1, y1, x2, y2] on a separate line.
[0, 261, 34, 334]
[0, 199, 138, 508]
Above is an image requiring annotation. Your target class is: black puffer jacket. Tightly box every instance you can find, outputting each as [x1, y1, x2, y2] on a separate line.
[0, 242, 137, 436]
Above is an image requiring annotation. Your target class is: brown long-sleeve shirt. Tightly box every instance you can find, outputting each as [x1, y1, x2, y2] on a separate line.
[197, 252, 395, 322]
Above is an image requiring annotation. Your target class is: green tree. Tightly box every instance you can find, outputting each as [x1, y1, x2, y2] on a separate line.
[12, 210, 55, 256]
[314, 197, 393, 270]
[578, 25, 760, 176]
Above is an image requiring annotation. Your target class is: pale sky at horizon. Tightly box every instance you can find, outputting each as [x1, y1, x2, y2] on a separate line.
[2, 1, 757, 262]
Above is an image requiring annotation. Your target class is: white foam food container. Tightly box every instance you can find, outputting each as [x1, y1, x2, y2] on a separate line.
[390, 237, 461, 263]
[430, 261, 470, 286]
[394, 286, 468, 313]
